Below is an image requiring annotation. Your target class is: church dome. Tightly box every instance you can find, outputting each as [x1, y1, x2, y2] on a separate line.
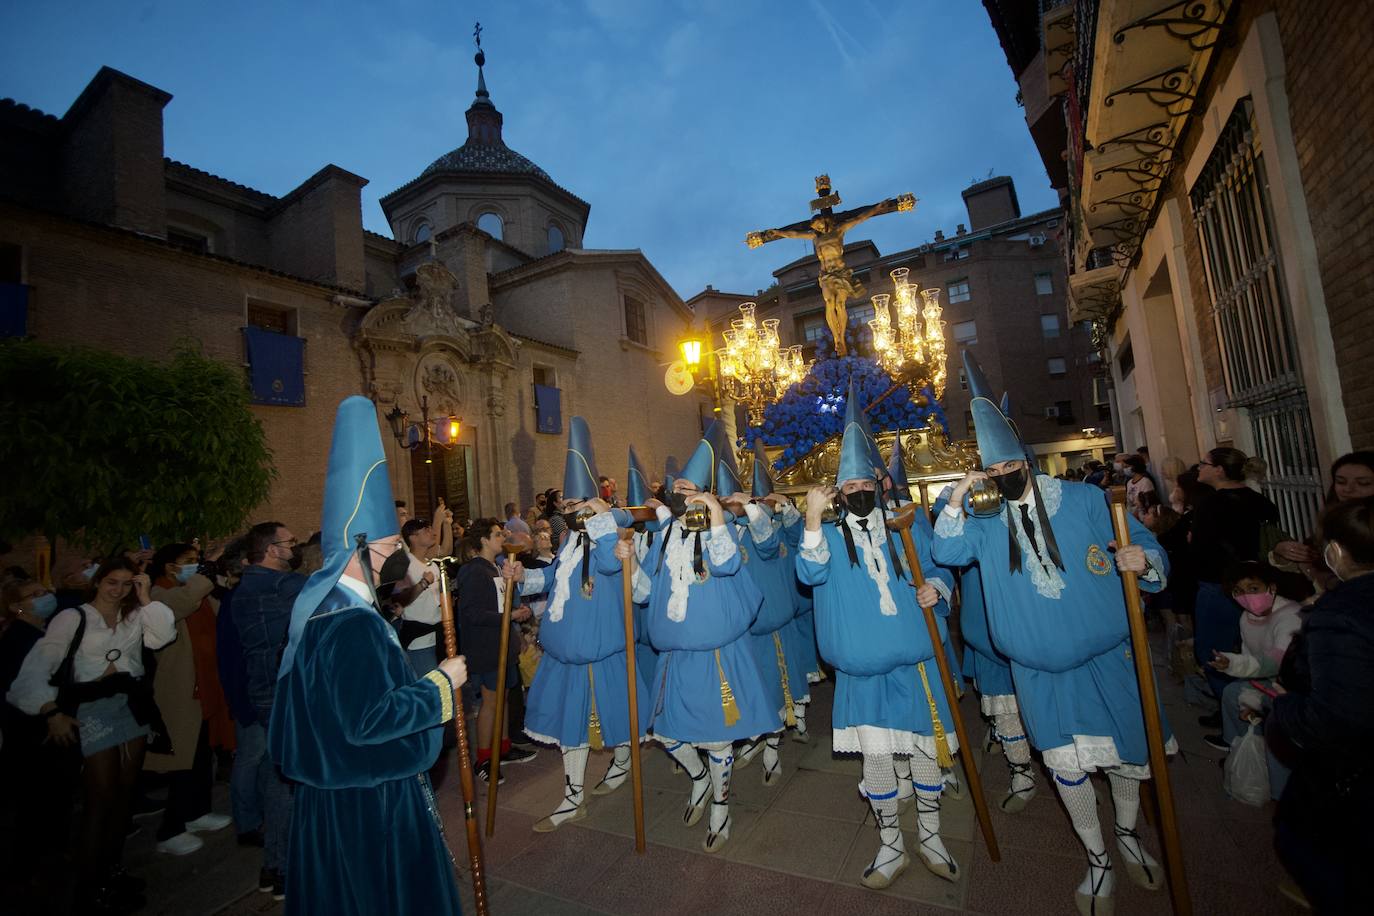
[418, 140, 552, 183]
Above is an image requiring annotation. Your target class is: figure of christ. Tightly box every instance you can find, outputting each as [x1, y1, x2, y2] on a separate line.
[748, 180, 914, 357]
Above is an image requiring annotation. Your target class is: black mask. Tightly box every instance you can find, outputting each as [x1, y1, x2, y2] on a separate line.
[991, 468, 1030, 501]
[665, 491, 690, 517]
[288, 544, 304, 571]
[374, 548, 411, 602]
[843, 489, 877, 518]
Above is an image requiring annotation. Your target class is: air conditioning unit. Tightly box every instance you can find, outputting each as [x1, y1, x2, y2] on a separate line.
[1029, 234, 1046, 247]
[1044, 406, 1061, 418]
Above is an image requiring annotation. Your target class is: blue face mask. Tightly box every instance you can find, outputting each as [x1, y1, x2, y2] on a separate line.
[175, 563, 199, 583]
[81, 563, 99, 581]
[29, 593, 59, 620]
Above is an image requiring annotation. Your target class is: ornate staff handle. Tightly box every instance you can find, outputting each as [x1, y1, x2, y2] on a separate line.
[437, 561, 488, 916]
[887, 507, 1001, 863]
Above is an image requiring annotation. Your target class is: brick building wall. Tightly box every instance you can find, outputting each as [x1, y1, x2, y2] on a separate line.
[1274, 0, 1374, 446]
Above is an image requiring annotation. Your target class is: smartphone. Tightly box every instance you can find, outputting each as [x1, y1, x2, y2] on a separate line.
[138, 534, 152, 551]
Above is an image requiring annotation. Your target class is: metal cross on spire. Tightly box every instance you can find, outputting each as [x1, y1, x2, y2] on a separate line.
[473, 21, 482, 50]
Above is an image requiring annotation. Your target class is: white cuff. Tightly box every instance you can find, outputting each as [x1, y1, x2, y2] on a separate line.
[744, 503, 774, 543]
[940, 502, 961, 519]
[585, 510, 617, 541]
[931, 577, 952, 605]
[801, 528, 824, 550]
[779, 501, 802, 526]
[520, 568, 547, 595]
[655, 506, 672, 524]
[706, 525, 737, 566]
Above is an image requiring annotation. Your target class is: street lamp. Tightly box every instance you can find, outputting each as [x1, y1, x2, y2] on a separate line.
[679, 338, 703, 373]
[384, 395, 461, 510]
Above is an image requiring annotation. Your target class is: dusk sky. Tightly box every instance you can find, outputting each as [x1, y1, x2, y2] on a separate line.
[0, 0, 1055, 299]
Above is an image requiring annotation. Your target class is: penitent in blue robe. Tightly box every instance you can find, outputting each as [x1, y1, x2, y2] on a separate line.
[796, 510, 957, 756]
[630, 526, 662, 690]
[778, 509, 822, 686]
[613, 515, 781, 743]
[734, 508, 804, 725]
[523, 512, 651, 749]
[932, 477, 1172, 772]
[932, 493, 1016, 706]
[269, 582, 462, 916]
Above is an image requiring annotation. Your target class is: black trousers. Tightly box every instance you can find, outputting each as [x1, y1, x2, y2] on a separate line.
[158, 721, 211, 840]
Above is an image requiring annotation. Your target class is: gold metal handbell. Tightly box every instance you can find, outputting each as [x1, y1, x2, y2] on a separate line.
[682, 504, 711, 532]
[965, 478, 1004, 517]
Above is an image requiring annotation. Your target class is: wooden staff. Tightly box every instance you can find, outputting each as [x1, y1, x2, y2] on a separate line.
[484, 543, 524, 837]
[620, 532, 648, 853]
[1108, 488, 1191, 916]
[436, 558, 488, 916]
[888, 505, 1001, 863]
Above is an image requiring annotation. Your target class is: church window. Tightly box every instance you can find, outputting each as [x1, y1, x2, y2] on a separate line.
[477, 212, 503, 240]
[547, 224, 565, 254]
[624, 295, 647, 346]
[412, 221, 432, 244]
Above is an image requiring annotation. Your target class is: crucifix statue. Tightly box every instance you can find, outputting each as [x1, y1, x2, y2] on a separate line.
[747, 175, 915, 356]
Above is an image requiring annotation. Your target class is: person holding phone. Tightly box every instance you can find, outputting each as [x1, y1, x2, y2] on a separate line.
[8, 558, 177, 913]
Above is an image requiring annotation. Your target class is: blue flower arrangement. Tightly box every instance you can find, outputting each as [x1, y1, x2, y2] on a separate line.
[744, 325, 949, 470]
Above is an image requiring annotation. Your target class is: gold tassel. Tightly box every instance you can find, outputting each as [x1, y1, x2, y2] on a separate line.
[586, 666, 604, 750]
[715, 649, 741, 727]
[917, 662, 954, 768]
[773, 632, 797, 727]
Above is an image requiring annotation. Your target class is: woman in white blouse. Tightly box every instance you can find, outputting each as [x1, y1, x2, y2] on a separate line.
[7, 557, 177, 911]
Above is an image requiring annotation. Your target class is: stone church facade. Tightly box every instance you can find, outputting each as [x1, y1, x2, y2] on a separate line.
[0, 63, 706, 534]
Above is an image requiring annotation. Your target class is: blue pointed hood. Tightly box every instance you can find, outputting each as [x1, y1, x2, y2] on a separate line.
[837, 377, 885, 483]
[680, 420, 721, 491]
[562, 416, 600, 500]
[712, 424, 744, 497]
[887, 435, 912, 502]
[663, 455, 681, 492]
[626, 445, 651, 505]
[279, 396, 398, 677]
[750, 438, 775, 498]
[965, 351, 1025, 467]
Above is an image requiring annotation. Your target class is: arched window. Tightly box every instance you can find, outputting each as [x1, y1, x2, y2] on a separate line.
[412, 221, 432, 244]
[547, 223, 565, 254]
[477, 212, 503, 240]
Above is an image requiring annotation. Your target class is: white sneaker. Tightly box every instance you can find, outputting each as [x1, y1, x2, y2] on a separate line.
[185, 813, 233, 833]
[156, 832, 204, 856]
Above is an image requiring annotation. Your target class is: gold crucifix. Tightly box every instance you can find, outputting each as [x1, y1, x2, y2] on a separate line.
[747, 175, 915, 357]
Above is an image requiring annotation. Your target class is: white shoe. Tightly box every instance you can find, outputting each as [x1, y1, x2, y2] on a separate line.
[185, 812, 233, 833]
[156, 832, 204, 856]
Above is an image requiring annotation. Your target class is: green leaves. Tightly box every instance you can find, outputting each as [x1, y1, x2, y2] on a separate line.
[0, 339, 277, 552]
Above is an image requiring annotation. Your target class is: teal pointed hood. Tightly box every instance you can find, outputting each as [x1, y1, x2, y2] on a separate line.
[965, 351, 1025, 467]
[681, 420, 733, 492]
[562, 416, 600, 501]
[713, 424, 744, 497]
[279, 396, 398, 677]
[887, 435, 912, 502]
[750, 438, 775, 498]
[837, 377, 885, 483]
[663, 455, 680, 493]
[626, 445, 651, 505]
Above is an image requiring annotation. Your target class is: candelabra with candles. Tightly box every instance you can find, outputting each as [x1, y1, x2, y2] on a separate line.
[715, 302, 810, 426]
[867, 267, 948, 399]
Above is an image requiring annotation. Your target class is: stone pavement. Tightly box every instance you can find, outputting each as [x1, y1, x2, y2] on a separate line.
[185, 643, 1308, 916]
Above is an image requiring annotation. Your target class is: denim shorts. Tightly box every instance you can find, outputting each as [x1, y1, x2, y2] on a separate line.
[77, 694, 148, 757]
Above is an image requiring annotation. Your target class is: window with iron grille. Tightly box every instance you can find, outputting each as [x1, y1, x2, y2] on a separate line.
[623, 295, 647, 345]
[1190, 98, 1322, 539]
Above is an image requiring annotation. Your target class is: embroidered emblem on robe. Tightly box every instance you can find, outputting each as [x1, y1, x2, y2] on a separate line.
[1085, 544, 1111, 576]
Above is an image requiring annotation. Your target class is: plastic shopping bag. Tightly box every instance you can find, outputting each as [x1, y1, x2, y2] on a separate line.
[1223, 723, 1270, 807]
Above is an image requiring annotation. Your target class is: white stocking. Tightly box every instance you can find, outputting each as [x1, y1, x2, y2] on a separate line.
[594, 744, 632, 794]
[894, 755, 914, 805]
[793, 699, 809, 735]
[664, 739, 708, 824]
[860, 752, 906, 884]
[1054, 769, 1114, 901]
[995, 712, 1036, 800]
[1109, 772, 1160, 880]
[704, 743, 733, 843]
[912, 748, 958, 878]
[545, 747, 587, 826]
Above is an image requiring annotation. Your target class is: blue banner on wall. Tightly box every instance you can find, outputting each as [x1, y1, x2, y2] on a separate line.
[243, 325, 305, 407]
[534, 384, 562, 434]
[0, 283, 29, 338]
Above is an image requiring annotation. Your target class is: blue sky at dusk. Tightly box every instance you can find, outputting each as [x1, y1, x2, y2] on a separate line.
[0, 0, 1054, 298]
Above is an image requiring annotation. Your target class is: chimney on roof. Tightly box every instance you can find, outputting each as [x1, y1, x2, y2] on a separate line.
[961, 175, 1020, 230]
[956, 224, 967, 235]
[934, 229, 945, 241]
[706, 284, 714, 291]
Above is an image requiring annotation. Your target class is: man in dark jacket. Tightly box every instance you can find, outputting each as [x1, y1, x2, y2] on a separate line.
[230, 521, 307, 899]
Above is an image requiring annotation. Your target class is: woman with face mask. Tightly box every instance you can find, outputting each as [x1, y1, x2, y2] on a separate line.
[1269, 451, 1374, 595]
[1267, 495, 1374, 912]
[144, 542, 234, 856]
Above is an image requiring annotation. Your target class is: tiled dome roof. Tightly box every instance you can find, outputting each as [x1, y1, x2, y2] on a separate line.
[419, 141, 552, 183]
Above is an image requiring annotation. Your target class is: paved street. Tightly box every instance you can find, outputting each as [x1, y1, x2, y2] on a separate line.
[103, 633, 1302, 916]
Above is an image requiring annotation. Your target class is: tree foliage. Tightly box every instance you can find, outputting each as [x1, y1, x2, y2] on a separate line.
[0, 339, 276, 552]
[744, 324, 949, 470]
